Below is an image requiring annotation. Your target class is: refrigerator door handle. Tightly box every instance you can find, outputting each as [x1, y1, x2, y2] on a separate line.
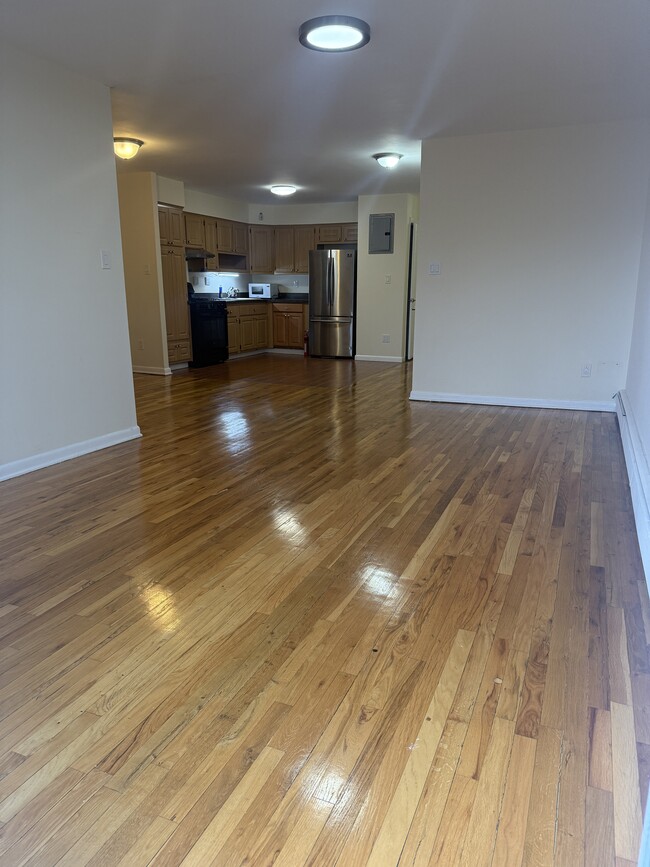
[327, 257, 334, 311]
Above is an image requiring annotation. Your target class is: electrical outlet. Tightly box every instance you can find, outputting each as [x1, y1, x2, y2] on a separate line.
[382, 335, 390, 343]
[581, 363, 592, 378]
[144, 264, 151, 276]
[385, 275, 391, 284]
[429, 262, 440, 275]
[137, 338, 144, 350]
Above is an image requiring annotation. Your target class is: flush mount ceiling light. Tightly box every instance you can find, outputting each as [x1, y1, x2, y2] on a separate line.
[373, 152, 403, 169]
[113, 137, 144, 160]
[299, 16, 370, 52]
[270, 184, 297, 196]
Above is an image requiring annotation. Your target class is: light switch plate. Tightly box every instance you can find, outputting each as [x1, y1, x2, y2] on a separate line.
[100, 250, 111, 270]
[429, 262, 440, 275]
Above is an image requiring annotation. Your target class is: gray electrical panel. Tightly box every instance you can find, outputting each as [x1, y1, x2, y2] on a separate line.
[368, 213, 394, 254]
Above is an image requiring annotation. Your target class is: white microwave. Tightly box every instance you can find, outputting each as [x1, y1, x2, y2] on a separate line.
[248, 282, 278, 299]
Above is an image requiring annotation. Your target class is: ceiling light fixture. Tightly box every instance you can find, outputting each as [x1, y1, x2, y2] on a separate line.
[299, 16, 370, 52]
[373, 152, 403, 169]
[113, 137, 144, 160]
[270, 184, 297, 197]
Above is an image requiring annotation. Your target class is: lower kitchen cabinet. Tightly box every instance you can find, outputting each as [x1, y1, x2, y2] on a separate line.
[227, 303, 270, 354]
[273, 304, 306, 349]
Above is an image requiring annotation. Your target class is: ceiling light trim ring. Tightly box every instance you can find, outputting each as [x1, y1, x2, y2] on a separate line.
[113, 137, 144, 159]
[270, 184, 297, 196]
[299, 16, 371, 52]
[373, 152, 403, 169]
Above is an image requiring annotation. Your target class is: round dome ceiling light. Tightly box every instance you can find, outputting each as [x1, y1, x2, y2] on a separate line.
[299, 16, 370, 52]
[270, 184, 297, 197]
[113, 137, 144, 160]
[373, 152, 403, 169]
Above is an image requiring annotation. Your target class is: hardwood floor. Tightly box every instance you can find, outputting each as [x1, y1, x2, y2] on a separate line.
[0, 355, 648, 866]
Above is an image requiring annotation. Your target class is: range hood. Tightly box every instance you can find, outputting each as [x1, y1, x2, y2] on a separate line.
[185, 247, 215, 260]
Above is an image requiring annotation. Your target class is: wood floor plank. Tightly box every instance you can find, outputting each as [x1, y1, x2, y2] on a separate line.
[0, 357, 646, 866]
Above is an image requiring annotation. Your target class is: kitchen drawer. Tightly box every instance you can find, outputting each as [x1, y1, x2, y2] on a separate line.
[238, 303, 268, 317]
[272, 303, 299, 314]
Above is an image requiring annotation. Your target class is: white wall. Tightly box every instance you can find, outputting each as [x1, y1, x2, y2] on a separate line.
[412, 122, 650, 409]
[185, 189, 248, 222]
[248, 201, 358, 226]
[157, 175, 185, 208]
[620, 175, 650, 579]
[356, 193, 419, 361]
[117, 173, 169, 375]
[0, 43, 139, 479]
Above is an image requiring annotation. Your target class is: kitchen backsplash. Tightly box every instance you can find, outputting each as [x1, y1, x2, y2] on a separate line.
[190, 272, 308, 295]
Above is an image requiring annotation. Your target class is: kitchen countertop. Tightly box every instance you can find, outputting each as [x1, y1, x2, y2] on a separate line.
[224, 293, 308, 304]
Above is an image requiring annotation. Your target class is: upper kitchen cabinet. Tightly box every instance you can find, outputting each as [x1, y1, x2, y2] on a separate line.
[316, 224, 342, 244]
[274, 226, 294, 273]
[203, 218, 218, 270]
[232, 222, 248, 255]
[217, 220, 233, 253]
[184, 213, 206, 248]
[315, 223, 358, 245]
[275, 226, 315, 274]
[249, 226, 275, 273]
[158, 206, 184, 247]
[294, 226, 315, 272]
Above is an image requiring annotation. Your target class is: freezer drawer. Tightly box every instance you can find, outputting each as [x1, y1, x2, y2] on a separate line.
[310, 318, 353, 358]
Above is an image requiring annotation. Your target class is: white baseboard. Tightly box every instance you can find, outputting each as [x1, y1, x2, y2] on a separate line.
[132, 365, 172, 376]
[616, 391, 650, 587]
[0, 426, 142, 482]
[355, 355, 403, 363]
[409, 390, 616, 412]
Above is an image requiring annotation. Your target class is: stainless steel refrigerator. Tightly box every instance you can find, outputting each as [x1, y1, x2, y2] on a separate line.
[308, 249, 356, 357]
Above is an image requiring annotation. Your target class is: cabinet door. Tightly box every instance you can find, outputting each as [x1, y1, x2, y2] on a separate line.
[293, 226, 315, 273]
[316, 224, 342, 244]
[158, 207, 184, 246]
[203, 218, 218, 269]
[249, 227, 275, 272]
[232, 223, 249, 255]
[274, 226, 294, 273]
[228, 316, 240, 354]
[239, 317, 256, 351]
[254, 315, 269, 349]
[217, 220, 233, 253]
[161, 246, 190, 342]
[185, 213, 205, 247]
[273, 310, 288, 347]
[158, 209, 170, 246]
[286, 310, 304, 348]
[341, 223, 358, 243]
[168, 209, 185, 246]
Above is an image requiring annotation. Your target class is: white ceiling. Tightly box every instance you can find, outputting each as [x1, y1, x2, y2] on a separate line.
[3, 0, 649, 204]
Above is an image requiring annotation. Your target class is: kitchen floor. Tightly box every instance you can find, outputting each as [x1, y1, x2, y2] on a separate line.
[0, 356, 647, 865]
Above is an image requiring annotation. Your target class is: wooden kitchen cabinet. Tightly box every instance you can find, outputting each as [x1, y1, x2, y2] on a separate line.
[161, 245, 191, 363]
[274, 226, 294, 273]
[273, 303, 305, 349]
[274, 225, 315, 274]
[217, 220, 233, 253]
[227, 303, 270, 354]
[232, 222, 248, 255]
[203, 218, 218, 269]
[184, 213, 206, 248]
[314, 223, 358, 245]
[294, 226, 315, 272]
[249, 226, 275, 272]
[316, 224, 342, 244]
[341, 223, 358, 242]
[158, 206, 184, 247]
